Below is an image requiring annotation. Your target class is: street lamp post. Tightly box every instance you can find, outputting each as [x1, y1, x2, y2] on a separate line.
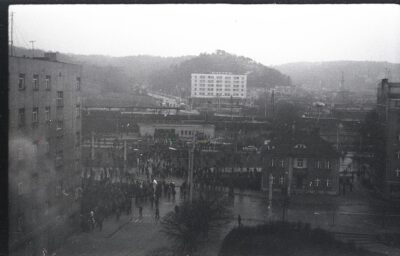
[268, 173, 273, 209]
[188, 135, 196, 202]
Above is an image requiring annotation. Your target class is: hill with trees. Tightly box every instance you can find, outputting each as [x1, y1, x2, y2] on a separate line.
[12, 46, 192, 97]
[275, 61, 400, 92]
[12, 47, 291, 98]
[148, 50, 292, 97]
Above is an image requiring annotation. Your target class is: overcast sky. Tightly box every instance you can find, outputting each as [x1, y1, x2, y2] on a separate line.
[9, 4, 400, 65]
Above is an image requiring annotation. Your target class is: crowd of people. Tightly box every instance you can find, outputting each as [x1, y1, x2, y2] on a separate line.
[79, 173, 184, 232]
[79, 134, 263, 233]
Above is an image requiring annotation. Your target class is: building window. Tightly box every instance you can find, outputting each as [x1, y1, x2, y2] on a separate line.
[76, 131, 80, 147]
[326, 160, 331, 169]
[395, 169, 400, 177]
[45, 106, 51, 123]
[56, 120, 63, 131]
[296, 158, 304, 168]
[397, 151, 400, 159]
[76, 77, 81, 91]
[18, 73, 25, 90]
[56, 151, 63, 167]
[314, 178, 321, 187]
[32, 74, 39, 90]
[32, 107, 38, 126]
[279, 176, 284, 185]
[45, 139, 50, 155]
[18, 108, 25, 127]
[57, 91, 64, 107]
[280, 160, 284, 167]
[315, 160, 321, 169]
[45, 75, 51, 90]
[326, 179, 330, 187]
[271, 158, 275, 167]
[76, 104, 81, 119]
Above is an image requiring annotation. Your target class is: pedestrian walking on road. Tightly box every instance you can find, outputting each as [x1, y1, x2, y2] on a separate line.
[155, 207, 160, 223]
[139, 206, 143, 219]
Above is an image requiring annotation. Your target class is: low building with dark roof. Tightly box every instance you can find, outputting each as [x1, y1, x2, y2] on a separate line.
[261, 130, 340, 195]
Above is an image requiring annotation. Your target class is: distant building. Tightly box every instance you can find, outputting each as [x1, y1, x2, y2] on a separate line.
[138, 123, 215, 140]
[190, 72, 247, 112]
[191, 72, 247, 99]
[9, 54, 82, 255]
[272, 85, 296, 96]
[377, 79, 400, 197]
[261, 131, 340, 195]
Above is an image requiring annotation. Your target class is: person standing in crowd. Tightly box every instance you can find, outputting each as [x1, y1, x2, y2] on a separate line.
[89, 211, 96, 231]
[155, 207, 160, 223]
[139, 206, 143, 219]
[171, 182, 176, 201]
[238, 214, 242, 227]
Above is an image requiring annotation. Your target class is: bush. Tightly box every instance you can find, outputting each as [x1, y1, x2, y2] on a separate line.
[219, 221, 375, 256]
[161, 194, 232, 255]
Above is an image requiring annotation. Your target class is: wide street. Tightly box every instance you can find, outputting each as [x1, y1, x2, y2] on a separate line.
[55, 175, 400, 256]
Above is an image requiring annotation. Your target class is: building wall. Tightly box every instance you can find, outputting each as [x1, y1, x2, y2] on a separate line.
[9, 56, 82, 254]
[138, 123, 215, 139]
[261, 155, 340, 195]
[191, 73, 247, 99]
[377, 79, 400, 197]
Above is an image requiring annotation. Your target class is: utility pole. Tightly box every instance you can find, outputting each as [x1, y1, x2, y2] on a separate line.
[287, 156, 293, 196]
[264, 88, 267, 118]
[268, 173, 273, 209]
[188, 135, 195, 202]
[29, 40, 36, 58]
[91, 132, 95, 161]
[123, 139, 127, 175]
[230, 95, 233, 121]
[271, 89, 275, 118]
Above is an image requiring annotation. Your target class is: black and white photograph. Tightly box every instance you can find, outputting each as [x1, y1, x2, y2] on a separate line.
[6, 3, 400, 256]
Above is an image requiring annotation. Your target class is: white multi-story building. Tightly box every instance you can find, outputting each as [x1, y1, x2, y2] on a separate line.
[191, 72, 247, 99]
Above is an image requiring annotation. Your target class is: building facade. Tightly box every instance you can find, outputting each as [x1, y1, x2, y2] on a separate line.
[191, 72, 247, 99]
[377, 79, 400, 197]
[9, 54, 82, 255]
[261, 131, 340, 195]
[138, 123, 215, 140]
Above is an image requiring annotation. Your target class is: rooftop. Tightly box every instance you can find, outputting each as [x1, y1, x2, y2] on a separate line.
[263, 130, 338, 158]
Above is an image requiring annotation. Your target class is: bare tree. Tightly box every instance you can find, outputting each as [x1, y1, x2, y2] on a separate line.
[161, 193, 232, 255]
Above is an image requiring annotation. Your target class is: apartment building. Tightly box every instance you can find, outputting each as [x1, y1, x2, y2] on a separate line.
[377, 79, 400, 197]
[191, 72, 247, 99]
[9, 53, 82, 255]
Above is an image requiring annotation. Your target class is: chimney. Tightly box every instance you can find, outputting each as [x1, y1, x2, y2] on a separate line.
[44, 52, 58, 62]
